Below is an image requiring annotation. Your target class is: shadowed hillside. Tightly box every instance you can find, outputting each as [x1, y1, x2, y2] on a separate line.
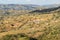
[29, 6, 60, 13]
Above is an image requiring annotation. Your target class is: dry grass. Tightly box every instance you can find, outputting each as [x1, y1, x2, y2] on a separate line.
[0, 10, 60, 40]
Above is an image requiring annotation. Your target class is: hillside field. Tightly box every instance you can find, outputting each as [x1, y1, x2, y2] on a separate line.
[0, 10, 60, 40]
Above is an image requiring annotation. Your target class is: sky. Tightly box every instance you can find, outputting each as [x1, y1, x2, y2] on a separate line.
[0, 0, 60, 5]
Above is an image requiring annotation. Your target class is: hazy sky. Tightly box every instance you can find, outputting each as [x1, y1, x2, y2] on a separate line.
[0, 0, 60, 5]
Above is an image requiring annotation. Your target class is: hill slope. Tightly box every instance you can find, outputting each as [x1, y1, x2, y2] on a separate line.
[0, 9, 60, 40]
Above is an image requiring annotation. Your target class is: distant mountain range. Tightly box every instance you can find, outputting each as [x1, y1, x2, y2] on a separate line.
[0, 4, 40, 10]
[0, 4, 60, 10]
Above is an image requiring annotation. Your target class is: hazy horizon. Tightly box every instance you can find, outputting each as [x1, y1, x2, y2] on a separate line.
[0, 0, 60, 5]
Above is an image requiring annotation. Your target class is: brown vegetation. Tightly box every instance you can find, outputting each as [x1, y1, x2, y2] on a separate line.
[0, 10, 60, 40]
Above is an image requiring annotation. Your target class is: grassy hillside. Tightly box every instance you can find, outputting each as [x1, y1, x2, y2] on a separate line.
[0, 10, 60, 40]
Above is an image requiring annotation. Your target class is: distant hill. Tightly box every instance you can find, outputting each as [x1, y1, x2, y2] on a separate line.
[42, 4, 60, 8]
[0, 4, 40, 10]
[0, 4, 60, 10]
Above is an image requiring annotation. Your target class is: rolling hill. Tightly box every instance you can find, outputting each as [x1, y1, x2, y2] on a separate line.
[0, 4, 39, 10]
[0, 4, 60, 40]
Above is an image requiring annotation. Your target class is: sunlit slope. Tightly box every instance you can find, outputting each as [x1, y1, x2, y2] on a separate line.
[0, 11, 60, 40]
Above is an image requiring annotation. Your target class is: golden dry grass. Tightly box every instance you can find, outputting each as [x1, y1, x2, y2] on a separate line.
[0, 10, 60, 40]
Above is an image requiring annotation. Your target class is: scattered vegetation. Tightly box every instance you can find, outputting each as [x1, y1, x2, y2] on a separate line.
[0, 10, 60, 40]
